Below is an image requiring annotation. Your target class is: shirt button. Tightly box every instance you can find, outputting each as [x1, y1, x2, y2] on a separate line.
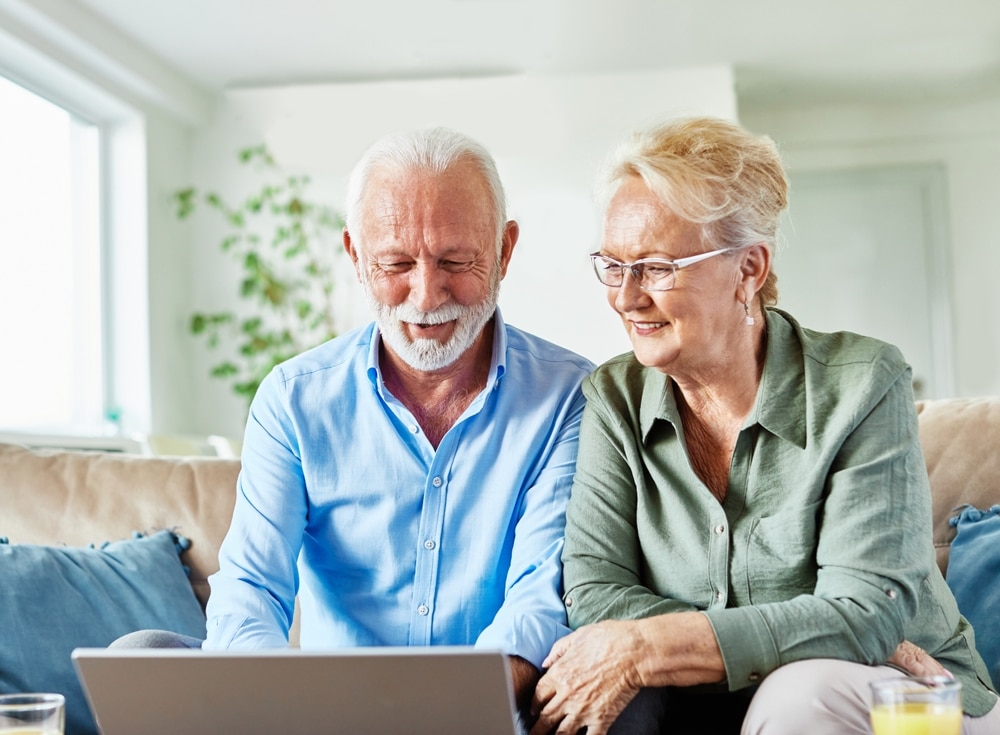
[565, 597, 573, 607]
[714, 524, 726, 535]
[417, 604, 429, 616]
[886, 589, 897, 599]
[748, 673, 761, 682]
[432, 476, 443, 487]
[716, 591, 724, 602]
[423, 539, 436, 550]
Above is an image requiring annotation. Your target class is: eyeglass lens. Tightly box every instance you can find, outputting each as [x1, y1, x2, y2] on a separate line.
[592, 256, 676, 291]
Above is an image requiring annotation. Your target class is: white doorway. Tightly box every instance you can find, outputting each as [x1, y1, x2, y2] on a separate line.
[775, 164, 955, 399]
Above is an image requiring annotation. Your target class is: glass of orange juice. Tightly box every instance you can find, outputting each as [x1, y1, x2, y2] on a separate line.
[870, 676, 962, 735]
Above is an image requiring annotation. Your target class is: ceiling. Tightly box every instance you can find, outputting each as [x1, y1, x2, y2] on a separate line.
[69, 0, 1000, 106]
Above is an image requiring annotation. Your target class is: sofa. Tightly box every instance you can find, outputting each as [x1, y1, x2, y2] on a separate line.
[1, 396, 998, 733]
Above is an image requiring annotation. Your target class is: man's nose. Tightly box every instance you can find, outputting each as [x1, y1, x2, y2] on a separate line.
[409, 262, 449, 312]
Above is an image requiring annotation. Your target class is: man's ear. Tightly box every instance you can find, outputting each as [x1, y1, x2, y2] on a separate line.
[343, 227, 362, 282]
[498, 220, 519, 279]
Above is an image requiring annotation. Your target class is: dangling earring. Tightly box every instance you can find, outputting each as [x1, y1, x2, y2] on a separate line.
[743, 300, 755, 326]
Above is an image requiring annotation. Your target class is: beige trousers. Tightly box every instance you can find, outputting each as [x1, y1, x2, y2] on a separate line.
[742, 659, 1000, 735]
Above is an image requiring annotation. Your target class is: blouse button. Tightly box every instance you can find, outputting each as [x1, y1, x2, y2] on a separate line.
[418, 604, 430, 616]
[714, 524, 726, 535]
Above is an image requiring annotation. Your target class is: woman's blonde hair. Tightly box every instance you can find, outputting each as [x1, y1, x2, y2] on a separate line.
[598, 116, 788, 306]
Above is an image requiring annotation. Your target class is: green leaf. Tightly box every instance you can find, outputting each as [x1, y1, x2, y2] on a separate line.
[174, 188, 197, 219]
[211, 362, 239, 378]
[241, 277, 259, 298]
[234, 380, 261, 399]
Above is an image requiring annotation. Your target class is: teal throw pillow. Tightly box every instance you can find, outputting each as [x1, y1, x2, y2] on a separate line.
[945, 504, 1000, 689]
[0, 530, 207, 735]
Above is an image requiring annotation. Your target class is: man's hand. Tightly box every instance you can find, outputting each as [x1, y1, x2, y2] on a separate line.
[888, 640, 951, 678]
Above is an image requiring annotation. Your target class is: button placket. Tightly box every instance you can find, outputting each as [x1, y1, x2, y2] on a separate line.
[408, 456, 451, 646]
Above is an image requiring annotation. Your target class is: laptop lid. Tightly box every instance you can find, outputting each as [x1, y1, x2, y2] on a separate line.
[72, 646, 519, 735]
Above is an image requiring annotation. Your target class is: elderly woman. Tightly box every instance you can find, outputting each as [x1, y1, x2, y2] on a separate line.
[529, 117, 999, 735]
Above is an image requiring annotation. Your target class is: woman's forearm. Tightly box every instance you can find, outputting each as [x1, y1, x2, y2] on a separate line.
[632, 611, 727, 687]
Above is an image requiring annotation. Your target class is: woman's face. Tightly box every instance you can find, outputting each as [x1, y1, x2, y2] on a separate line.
[600, 176, 744, 376]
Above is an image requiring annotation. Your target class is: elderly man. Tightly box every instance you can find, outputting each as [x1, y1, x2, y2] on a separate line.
[202, 127, 594, 710]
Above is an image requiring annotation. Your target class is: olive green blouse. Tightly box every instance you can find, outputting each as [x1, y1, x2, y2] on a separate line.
[562, 308, 997, 715]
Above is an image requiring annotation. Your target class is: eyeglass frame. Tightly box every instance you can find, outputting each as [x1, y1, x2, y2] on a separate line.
[588, 247, 735, 292]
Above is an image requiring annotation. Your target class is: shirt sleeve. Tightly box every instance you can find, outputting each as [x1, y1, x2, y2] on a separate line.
[563, 382, 701, 626]
[203, 368, 305, 650]
[473, 390, 586, 668]
[705, 369, 929, 688]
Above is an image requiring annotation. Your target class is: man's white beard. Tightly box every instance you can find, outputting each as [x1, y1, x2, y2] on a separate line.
[364, 277, 500, 372]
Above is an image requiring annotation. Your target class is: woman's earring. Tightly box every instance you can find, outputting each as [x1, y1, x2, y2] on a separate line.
[743, 300, 755, 326]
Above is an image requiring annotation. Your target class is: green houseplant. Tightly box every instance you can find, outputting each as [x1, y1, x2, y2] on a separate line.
[175, 145, 345, 408]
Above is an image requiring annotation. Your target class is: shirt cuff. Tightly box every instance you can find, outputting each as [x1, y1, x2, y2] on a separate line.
[475, 613, 571, 670]
[703, 606, 780, 690]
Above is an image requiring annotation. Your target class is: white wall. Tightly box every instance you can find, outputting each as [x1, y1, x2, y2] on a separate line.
[183, 67, 738, 436]
[740, 91, 1000, 400]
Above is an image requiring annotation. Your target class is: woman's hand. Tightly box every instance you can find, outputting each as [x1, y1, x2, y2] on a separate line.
[529, 612, 726, 735]
[529, 620, 646, 735]
[888, 640, 952, 678]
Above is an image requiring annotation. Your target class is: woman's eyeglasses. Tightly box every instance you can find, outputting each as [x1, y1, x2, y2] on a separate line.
[588, 247, 732, 292]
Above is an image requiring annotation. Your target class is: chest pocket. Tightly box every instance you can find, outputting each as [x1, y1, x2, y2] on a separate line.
[743, 501, 822, 604]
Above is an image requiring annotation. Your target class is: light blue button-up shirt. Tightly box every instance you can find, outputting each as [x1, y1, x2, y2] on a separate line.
[204, 310, 594, 668]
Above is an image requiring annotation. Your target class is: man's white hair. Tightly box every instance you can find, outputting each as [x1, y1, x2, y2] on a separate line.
[344, 126, 507, 253]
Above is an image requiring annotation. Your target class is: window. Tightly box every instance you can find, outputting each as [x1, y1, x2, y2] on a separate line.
[0, 75, 106, 435]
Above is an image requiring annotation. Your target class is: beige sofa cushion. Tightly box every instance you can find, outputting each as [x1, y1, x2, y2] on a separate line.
[0, 443, 239, 609]
[916, 396, 1000, 574]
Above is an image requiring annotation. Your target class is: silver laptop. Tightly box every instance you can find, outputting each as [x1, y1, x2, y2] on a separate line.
[72, 646, 519, 735]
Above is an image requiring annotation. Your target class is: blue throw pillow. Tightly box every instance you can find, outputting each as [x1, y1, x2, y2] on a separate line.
[0, 530, 207, 735]
[946, 504, 1000, 689]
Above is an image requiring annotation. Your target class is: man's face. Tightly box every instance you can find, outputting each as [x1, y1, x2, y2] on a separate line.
[347, 161, 515, 372]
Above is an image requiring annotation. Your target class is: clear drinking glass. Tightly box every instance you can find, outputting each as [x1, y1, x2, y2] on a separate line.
[870, 676, 962, 735]
[0, 693, 65, 735]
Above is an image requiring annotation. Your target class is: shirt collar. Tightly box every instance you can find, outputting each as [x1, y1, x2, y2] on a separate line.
[753, 308, 808, 448]
[639, 307, 807, 448]
[365, 307, 508, 390]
